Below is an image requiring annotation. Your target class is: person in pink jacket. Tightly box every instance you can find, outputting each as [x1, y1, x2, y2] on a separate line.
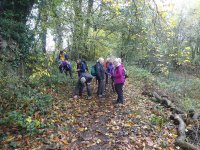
[113, 58, 126, 104]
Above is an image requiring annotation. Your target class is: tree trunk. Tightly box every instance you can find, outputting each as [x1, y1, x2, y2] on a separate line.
[72, 0, 83, 59]
[83, 0, 94, 53]
[56, 24, 63, 51]
[41, 28, 47, 53]
[40, 0, 48, 53]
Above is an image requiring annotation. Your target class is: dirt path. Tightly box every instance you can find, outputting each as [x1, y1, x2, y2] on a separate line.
[1, 80, 179, 149]
[31, 80, 178, 150]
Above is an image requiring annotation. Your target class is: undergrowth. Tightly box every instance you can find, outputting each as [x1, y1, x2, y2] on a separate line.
[0, 62, 77, 137]
[127, 65, 200, 113]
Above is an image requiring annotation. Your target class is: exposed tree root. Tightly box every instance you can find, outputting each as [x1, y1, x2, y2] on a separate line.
[173, 114, 198, 150]
[152, 92, 185, 114]
[147, 91, 200, 150]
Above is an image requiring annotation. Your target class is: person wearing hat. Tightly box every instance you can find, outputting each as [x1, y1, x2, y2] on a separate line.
[73, 72, 93, 100]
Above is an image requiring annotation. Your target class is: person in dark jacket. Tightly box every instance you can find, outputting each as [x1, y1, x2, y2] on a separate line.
[96, 57, 105, 97]
[76, 59, 87, 77]
[82, 59, 89, 72]
[73, 72, 93, 100]
[57, 51, 73, 78]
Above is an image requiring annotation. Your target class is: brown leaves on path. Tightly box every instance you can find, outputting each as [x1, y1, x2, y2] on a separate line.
[1, 81, 180, 149]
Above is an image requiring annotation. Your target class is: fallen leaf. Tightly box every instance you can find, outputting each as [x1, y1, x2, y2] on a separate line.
[146, 137, 154, 147]
[5, 135, 15, 142]
[61, 139, 68, 145]
[111, 126, 120, 130]
[79, 128, 85, 131]
[123, 122, 134, 128]
[96, 139, 101, 144]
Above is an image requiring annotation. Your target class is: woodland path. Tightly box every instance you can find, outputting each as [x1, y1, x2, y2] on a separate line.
[34, 79, 179, 150]
[2, 80, 179, 149]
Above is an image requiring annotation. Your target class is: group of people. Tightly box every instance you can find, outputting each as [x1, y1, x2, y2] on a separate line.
[57, 51, 73, 78]
[57, 51, 127, 105]
[57, 51, 88, 79]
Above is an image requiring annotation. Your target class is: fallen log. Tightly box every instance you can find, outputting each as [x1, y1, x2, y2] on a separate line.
[174, 114, 186, 141]
[150, 91, 199, 149]
[153, 92, 171, 106]
[173, 114, 199, 150]
[152, 91, 185, 114]
[188, 109, 200, 120]
[170, 104, 185, 114]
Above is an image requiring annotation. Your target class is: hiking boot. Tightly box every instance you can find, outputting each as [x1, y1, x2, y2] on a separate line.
[87, 96, 92, 100]
[98, 95, 103, 98]
[118, 103, 123, 107]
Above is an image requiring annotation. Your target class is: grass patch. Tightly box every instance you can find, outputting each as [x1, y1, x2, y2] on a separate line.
[127, 65, 200, 113]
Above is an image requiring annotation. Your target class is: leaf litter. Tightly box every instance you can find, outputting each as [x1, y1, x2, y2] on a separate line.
[0, 81, 180, 149]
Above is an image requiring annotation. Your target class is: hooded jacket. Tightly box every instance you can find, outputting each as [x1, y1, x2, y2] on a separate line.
[113, 64, 125, 84]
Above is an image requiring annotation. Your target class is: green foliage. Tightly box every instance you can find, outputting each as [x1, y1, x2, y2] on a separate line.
[0, 63, 21, 100]
[0, 111, 45, 135]
[0, 76, 52, 135]
[0, 79, 53, 114]
[28, 57, 77, 87]
[9, 141, 18, 148]
[0, 61, 52, 135]
[127, 65, 155, 88]
[149, 105, 167, 126]
[128, 65, 200, 113]
[17, 87, 52, 114]
[150, 114, 166, 126]
[0, 62, 52, 113]
[0, 17, 34, 67]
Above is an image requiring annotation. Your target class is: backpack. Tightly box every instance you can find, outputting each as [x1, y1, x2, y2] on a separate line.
[82, 60, 88, 71]
[91, 65, 97, 76]
[80, 61, 86, 72]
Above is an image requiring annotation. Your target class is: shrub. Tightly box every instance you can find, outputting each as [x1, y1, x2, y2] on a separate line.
[0, 111, 45, 135]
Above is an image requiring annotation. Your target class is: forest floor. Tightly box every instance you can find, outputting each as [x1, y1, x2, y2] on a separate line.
[1, 79, 180, 150]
